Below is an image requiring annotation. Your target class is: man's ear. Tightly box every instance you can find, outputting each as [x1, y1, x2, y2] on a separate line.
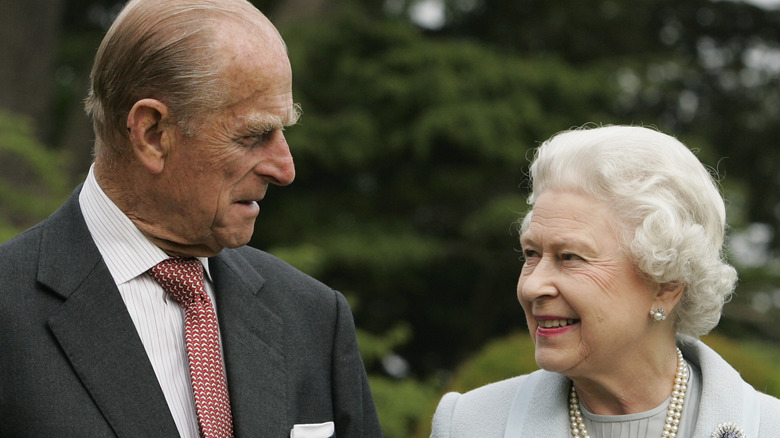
[653, 281, 685, 316]
[127, 99, 175, 174]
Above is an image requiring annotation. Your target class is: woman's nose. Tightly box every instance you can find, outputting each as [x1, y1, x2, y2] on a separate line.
[517, 258, 559, 302]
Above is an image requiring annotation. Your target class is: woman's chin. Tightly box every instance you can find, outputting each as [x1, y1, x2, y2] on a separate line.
[534, 348, 576, 374]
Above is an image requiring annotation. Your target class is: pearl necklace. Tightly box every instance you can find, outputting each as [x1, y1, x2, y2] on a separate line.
[568, 347, 689, 438]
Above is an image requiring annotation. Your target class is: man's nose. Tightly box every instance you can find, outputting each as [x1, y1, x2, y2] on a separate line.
[258, 133, 295, 186]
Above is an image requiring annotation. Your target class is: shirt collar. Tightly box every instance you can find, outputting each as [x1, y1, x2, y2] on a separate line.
[78, 164, 212, 285]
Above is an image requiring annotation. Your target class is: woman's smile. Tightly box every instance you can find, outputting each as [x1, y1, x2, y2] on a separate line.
[536, 318, 578, 328]
[535, 316, 581, 338]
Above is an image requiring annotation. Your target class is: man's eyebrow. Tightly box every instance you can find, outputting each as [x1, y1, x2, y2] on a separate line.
[241, 103, 302, 133]
[243, 118, 279, 134]
[288, 102, 302, 126]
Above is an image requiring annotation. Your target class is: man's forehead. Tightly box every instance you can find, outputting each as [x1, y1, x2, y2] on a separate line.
[214, 11, 285, 54]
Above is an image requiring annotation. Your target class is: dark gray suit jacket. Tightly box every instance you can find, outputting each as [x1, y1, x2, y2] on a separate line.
[0, 187, 382, 437]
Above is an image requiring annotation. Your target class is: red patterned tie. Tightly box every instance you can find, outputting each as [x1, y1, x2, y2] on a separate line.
[150, 258, 234, 438]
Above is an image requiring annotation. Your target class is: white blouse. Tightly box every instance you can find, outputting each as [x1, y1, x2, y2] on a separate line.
[580, 362, 702, 438]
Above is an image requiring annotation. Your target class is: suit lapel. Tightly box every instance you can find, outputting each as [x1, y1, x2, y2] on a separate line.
[210, 251, 288, 437]
[40, 190, 178, 437]
[682, 339, 747, 435]
[521, 370, 571, 436]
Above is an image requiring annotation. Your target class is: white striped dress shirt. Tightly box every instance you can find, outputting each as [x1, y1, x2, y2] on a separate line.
[78, 164, 221, 438]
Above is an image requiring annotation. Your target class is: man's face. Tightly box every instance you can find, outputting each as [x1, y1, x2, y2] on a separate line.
[151, 24, 298, 256]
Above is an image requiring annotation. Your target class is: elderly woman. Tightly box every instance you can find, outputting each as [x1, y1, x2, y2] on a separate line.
[431, 125, 780, 438]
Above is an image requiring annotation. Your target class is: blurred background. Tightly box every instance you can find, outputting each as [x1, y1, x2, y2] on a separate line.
[1, 0, 779, 435]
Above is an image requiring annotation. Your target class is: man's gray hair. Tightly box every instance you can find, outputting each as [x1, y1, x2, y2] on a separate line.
[84, 0, 269, 160]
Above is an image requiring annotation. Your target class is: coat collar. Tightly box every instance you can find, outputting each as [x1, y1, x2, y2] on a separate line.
[41, 187, 180, 436]
[210, 249, 289, 437]
[678, 336, 755, 436]
[39, 187, 292, 437]
[515, 369, 571, 436]
[512, 338, 755, 436]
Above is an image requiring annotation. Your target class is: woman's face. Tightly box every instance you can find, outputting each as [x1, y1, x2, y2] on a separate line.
[517, 190, 659, 378]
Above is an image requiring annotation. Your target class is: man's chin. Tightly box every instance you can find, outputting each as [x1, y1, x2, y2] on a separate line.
[214, 227, 255, 250]
[154, 226, 255, 257]
[159, 241, 224, 258]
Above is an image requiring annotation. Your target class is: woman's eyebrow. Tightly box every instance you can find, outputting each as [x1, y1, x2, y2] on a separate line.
[519, 233, 594, 251]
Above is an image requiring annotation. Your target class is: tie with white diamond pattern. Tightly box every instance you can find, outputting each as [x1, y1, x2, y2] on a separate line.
[150, 257, 234, 438]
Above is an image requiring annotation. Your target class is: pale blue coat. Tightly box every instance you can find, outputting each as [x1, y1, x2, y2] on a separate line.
[431, 338, 780, 437]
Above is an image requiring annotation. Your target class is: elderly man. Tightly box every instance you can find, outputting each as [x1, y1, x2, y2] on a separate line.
[0, 0, 382, 437]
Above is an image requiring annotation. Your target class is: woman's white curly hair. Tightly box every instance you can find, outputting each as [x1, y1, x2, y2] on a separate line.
[521, 125, 737, 338]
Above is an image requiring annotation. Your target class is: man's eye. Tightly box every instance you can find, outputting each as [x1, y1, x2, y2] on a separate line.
[561, 253, 582, 261]
[240, 132, 270, 147]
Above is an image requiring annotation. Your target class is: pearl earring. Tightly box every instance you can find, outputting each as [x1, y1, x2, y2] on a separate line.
[650, 307, 667, 321]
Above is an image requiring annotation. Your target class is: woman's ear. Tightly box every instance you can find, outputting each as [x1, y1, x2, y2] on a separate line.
[653, 281, 685, 316]
[127, 99, 175, 174]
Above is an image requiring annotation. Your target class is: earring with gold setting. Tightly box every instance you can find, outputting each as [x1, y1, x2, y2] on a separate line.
[650, 308, 667, 321]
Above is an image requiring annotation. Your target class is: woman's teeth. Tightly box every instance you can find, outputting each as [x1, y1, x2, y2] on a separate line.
[538, 319, 577, 328]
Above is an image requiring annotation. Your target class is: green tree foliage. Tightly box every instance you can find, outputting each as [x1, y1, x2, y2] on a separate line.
[0, 110, 70, 242]
[263, 0, 780, 373]
[371, 375, 438, 438]
[6, 0, 779, 435]
[355, 321, 440, 437]
[260, 9, 621, 375]
[436, 0, 780, 251]
[260, 6, 780, 433]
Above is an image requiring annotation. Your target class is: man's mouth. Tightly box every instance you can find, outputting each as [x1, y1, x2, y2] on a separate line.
[537, 319, 578, 328]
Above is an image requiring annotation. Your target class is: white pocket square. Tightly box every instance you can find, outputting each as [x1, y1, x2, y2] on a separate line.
[290, 421, 335, 438]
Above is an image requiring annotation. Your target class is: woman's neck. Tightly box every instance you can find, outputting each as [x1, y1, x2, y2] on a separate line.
[570, 345, 679, 415]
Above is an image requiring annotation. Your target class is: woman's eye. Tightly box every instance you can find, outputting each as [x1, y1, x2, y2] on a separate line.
[561, 253, 582, 261]
[522, 249, 539, 260]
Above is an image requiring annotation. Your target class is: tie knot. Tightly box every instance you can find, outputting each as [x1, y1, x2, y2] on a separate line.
[149, 257, 205, 306]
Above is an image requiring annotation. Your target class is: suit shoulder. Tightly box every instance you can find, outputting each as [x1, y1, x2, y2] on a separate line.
[0, 222, 44, 272]
[231, 245, 291, 267]
[0, 190, 80, 272]
[759, 389, 780, 411]
[215, 246, 354, 335]
[0, 221, 44, 252]
[439, 374, 530, 416]
[758, 390, 780, 435]
[433, 375, 529, 438]
[454, 374, 529, 405]
[0, 223, 47, 315]
[230, 246, 327, 284]
[219, 246, 338, 308]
